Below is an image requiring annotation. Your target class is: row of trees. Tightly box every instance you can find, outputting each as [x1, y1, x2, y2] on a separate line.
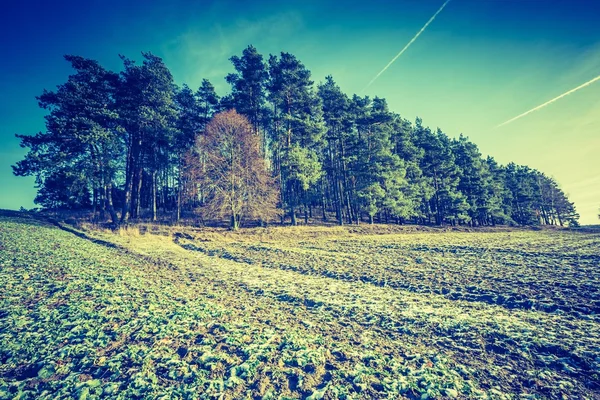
[13, 46, 579, 228]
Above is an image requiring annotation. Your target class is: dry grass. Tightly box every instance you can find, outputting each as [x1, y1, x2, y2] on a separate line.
[117, 225, 140, 237]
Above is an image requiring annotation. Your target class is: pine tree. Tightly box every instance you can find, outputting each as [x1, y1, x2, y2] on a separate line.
[13, 55, 121, 223]
[484, 156, 513, 225]
[452, 135, 498, 225]
[174, 84, 203, 220]
[226, 45, 268, 151]
[389, 115, 429, 223]
[413, 121, 465, 225]
[352, 97, 410, 224]
[196, 79, 220, 124]
[117, 53, 177, 222]
[267, 52, 324, 225]
[318, 76, 352, 224]
[504, 164, 540, 225]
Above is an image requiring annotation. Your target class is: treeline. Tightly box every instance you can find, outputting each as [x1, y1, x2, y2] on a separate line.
[13, 46, 579, 228]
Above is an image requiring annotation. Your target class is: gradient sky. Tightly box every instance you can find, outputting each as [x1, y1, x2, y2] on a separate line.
[1, 0, 599, 223]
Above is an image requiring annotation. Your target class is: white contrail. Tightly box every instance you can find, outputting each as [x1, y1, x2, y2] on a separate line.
[495, 74, 600, 128]
[361, 0, 451, 92]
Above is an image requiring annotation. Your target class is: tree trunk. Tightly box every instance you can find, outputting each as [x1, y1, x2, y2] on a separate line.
[177, 184, 182, 222]
[133, 167, 143, 219]
[99, 185, 106, 221]
[329, 141, 343, 225]
[121, 147, 133, 223]
[336, 177, 344, 225]
[152, 171, 157, 222]
[177, 162, 183, 222]
[321, 179, 328, 222]
[126, 134, 142, 221]
[345, 191, 353, 224]
[92, 187, 98, 217]
[556, 210, 563, 227]
[304, 203, 309, 225]
[290, 204, 297, 226]
[433, 168, 442, 225]
[163, 167, 168, 213]
[105, 183, 119, 228]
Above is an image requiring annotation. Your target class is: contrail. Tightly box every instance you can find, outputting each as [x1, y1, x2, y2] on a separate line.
[495, 74, 600, 128]
[361, 0, 451, 92]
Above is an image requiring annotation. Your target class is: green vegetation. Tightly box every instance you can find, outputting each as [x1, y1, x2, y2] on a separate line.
[1, 213, 598, 399]
[13, 47, 578, 228]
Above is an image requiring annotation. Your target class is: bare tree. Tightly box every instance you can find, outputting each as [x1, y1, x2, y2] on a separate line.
[187, 110, 279, 229]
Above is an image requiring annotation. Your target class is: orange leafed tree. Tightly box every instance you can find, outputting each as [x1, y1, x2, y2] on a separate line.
[187, 110, 280, 229]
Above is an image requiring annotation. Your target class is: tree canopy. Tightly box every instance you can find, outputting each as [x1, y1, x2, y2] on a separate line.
[13, 47, 580, 228]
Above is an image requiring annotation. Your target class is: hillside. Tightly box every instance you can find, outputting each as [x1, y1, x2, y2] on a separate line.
[0, 212, 599, 399]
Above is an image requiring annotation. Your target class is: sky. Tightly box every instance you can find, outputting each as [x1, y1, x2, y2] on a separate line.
[1, 0, 599, 224]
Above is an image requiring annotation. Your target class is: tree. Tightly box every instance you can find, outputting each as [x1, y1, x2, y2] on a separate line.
[173, 82, 219, 220]
[34, 170, 92, 210]
[413, 121, 464, 225]
[189, 110, 279, 230]
[174, 85, 200, 221]
[389, 115, 430, 223]
[504, 164, 535, 225]
[196, 79, 220, 123]
[13, 55, 121, 224]
[226, 45, 268, 151]
[116, 53, 177, 222]
[452, 135, 497, 226]
[318, 76, 353, 224]
[535, 173, 579, 227]
[500, 164, 579, 226]
[484, 156, 513, 225]
[267, 52, 325, 224]
[280, 144, 323, 225]
[351, 97, 412, 224]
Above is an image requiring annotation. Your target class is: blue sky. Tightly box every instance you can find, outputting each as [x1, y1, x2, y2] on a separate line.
[1, 0, 599, 223]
